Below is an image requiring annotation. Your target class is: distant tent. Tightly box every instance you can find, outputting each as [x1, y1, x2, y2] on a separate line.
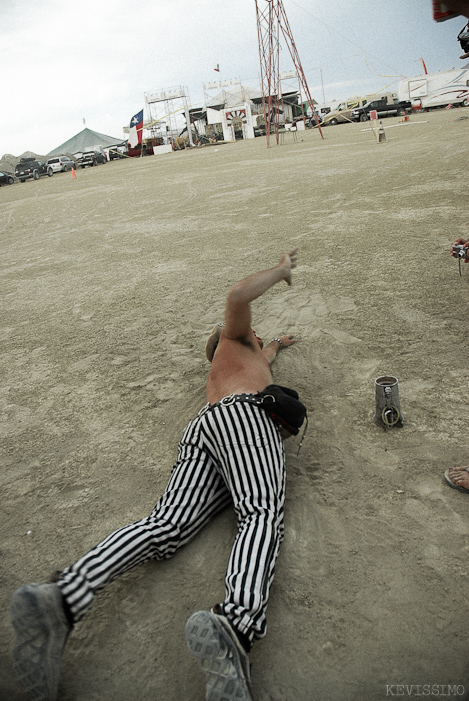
[47, 127, 124, 156]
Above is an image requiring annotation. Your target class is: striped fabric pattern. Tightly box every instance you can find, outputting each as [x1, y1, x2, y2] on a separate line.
[57, 400, 286, 643]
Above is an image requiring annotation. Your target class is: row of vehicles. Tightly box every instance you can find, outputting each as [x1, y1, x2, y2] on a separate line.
[0, 159, 53, 185]
[316, 94, 410, 126]
[0, 149, 109, 186]
[318, 66, 469, 126]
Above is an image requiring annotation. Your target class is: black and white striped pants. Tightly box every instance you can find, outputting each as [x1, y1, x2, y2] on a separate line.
[57, 398, 286, 644]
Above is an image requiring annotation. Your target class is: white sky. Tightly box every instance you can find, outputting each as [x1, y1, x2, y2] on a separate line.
[0, 0, 466, 156]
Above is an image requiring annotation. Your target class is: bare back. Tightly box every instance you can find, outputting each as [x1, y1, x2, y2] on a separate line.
[205, 248, 298, 404]
[206, 335, 273, 404]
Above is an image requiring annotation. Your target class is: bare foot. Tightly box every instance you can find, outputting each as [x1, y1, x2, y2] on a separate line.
[279, 334, 297, 347]
[445, 467, 469, 492]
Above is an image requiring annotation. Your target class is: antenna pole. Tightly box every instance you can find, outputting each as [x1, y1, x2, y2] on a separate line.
[255, 0, 324, 148]
[255, 0, 324, 146]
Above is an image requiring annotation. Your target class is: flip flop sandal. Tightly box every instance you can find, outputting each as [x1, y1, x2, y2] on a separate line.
[444, 468, 469, 494]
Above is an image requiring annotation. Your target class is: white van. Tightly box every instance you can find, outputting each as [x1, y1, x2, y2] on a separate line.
[46, 156, 76, 173]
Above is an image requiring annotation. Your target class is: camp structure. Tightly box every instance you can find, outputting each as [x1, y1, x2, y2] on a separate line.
[47, 128, 125, 158]
[190, 81, 306, 142]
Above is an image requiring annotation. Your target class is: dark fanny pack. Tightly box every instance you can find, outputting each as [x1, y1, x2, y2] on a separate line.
[252, 384, 307, 437]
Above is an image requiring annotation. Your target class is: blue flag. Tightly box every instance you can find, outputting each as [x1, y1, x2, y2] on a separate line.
[130, 110, 143, 129]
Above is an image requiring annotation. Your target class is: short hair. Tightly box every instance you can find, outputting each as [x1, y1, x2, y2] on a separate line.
[205, 323, 225, 362]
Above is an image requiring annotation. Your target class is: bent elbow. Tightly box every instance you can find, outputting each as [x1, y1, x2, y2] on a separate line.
[227, 283, 248, 306]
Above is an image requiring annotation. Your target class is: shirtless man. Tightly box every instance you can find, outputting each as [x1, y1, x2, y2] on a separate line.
[11, 249, 301, 701]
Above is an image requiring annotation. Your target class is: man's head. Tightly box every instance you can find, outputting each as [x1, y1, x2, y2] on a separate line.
[205, 324, 263, 362]
[205, 323, 224, 362]
[252, 330, 264, 349]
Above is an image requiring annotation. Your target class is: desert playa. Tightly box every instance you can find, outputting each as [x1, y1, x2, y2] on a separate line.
[1, 109, 469, 700]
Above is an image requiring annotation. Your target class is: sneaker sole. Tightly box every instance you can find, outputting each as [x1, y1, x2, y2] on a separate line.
[186, 610, 252, 701]
[11, 584, 69, 701]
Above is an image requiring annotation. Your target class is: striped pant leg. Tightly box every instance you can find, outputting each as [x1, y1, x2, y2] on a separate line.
[57, 414, 231, 623]
[204, 402, 286, 644]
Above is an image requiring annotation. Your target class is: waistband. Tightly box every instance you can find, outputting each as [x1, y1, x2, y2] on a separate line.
[197, 386, 308, 455]
[198, 393, 260, 417]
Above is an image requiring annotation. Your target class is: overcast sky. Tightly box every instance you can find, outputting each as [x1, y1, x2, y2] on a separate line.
[0, 0, 466, 157]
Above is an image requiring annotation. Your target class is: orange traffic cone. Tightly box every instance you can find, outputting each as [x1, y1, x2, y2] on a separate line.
[71, 167, 77, 179]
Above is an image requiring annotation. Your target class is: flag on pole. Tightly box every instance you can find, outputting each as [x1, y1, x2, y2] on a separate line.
[129, 109, 143, 147]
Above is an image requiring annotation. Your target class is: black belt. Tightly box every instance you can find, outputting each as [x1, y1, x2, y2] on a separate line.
[199, 393, 263, 416]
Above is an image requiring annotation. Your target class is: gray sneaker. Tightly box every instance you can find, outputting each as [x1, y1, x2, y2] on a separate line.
[186, 610, 253, 701]
[10, 583, 71, 701]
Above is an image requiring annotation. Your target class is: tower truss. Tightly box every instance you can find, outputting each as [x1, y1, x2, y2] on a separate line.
[255, 0, 324, 145]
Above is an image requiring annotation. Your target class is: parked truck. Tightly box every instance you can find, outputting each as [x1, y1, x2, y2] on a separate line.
[397, 67, 469, 110]
[77, 149, 107, 168]
[15, 158, 54, 182]
[322, 97, 368, 125]
[349, 92, 412, 122]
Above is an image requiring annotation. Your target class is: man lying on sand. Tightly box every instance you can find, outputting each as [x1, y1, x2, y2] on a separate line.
[10, 248, 305, 701]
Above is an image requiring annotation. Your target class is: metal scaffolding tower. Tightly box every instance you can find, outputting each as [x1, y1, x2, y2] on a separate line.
[255, 0, 324, 146]
[145, 87, 194, 147]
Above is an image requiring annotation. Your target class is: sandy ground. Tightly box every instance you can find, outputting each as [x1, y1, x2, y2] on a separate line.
[1, 109, 469, 701]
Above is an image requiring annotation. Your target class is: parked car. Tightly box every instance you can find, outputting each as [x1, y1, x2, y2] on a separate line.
[0, 171, 15, 186]
[46, 155, 76, 172]
[77, 150, 107, 168]
[15, 158, 53, 182]
[305, 113, 323, 128]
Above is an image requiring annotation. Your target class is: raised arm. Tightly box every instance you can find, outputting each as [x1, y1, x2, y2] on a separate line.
[223, 249, 298, 341]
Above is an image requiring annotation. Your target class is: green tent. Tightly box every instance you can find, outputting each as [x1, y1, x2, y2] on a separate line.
[47, 127, 124, 156]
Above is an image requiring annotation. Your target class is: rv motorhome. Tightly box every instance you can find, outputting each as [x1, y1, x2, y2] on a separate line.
[397, 66, 469, 109]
